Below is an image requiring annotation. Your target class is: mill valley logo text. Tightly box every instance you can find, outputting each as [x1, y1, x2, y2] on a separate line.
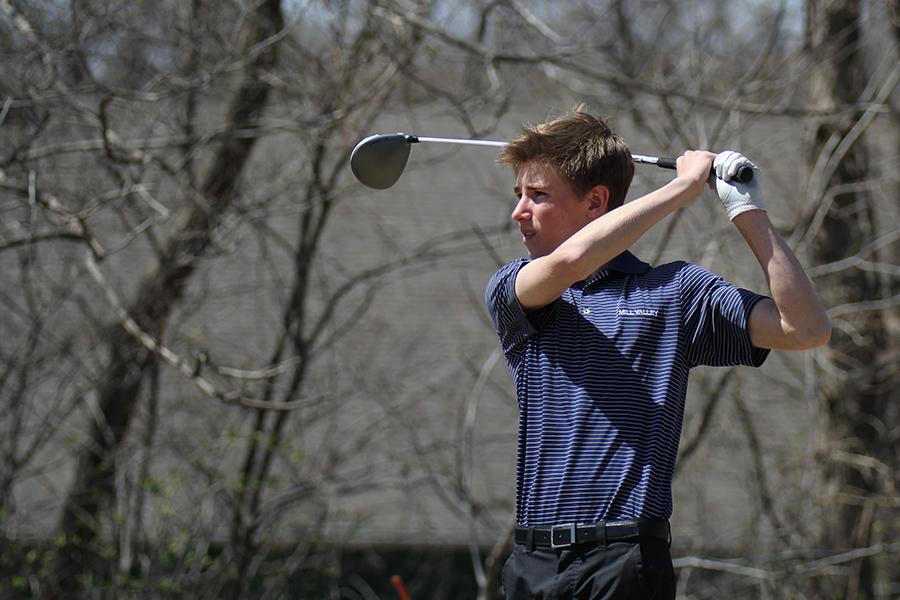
[617, 308, 660, 317]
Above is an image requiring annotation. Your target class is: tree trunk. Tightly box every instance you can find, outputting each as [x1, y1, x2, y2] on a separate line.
[806, 0, 899, 597]
[52, 0, 284, 592]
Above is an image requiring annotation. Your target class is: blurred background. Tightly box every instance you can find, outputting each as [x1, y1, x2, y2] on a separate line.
[0, 0, 898, 598]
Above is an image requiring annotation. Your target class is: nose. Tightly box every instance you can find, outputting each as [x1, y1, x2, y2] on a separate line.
[511, 195, 530, 222]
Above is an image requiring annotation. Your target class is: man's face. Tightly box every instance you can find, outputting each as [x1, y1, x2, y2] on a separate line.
[511, 161, 596, 258]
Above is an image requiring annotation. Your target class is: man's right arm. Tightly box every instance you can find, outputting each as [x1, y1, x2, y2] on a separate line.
[516, 151, 715, 310]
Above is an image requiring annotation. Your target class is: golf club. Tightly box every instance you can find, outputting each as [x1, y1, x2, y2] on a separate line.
[349, 133, 753, 190]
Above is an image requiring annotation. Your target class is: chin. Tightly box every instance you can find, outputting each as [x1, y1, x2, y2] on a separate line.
[522, 236, 548, 258]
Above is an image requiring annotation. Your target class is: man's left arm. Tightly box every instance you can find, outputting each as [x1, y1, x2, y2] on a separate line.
[713, 151, 831, 351]
[733, 210, 831, 350]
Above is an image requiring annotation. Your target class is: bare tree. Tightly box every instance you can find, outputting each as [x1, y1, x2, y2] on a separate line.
[2, 0, 513, 596]
[2, 1, 897, 598]
[34, 0, 287, 593]
[806, 0, 900, 596]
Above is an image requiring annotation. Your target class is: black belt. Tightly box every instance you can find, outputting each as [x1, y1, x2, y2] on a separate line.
[514, 519, 670, 551]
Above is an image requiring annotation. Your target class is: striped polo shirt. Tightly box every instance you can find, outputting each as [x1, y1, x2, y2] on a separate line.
[485, 251, 769, 527]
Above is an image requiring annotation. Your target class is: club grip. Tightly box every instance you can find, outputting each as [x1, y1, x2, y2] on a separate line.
[655, 157, 753, 183]
[656, 157, 677, 170]
[733, 165, 754, 183]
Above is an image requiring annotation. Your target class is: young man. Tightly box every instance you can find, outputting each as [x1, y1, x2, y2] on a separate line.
[484, 111, 830, 599]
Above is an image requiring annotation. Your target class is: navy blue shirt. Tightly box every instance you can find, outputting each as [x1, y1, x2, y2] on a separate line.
[485, 251, 769, 526]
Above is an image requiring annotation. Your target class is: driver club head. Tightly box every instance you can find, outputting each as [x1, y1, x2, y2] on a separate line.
[350, 133, 413, 189]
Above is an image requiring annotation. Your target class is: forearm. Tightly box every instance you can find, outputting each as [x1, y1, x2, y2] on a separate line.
[557, 177, 698, 280]
[515, 177, 700, 310]
[732, 210, 831, 349]
[515, 150, 714, 310]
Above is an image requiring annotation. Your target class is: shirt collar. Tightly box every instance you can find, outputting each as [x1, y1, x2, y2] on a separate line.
[607, 250, 651, 275]
[583, 250, 651, 287]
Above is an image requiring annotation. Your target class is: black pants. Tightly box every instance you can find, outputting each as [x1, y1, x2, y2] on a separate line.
[501, 540, 675, 600]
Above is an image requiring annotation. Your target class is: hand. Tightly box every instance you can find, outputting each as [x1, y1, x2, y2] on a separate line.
[675, 150, 716, 193]
[713, 151, 765, 221]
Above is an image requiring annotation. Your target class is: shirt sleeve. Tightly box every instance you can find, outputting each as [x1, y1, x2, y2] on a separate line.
[678, 262, 770, 369]
[484, 259, 556, 356]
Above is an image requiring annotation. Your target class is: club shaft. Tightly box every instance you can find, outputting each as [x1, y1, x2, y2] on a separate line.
[403, 135, 748, 183]
[413, 136, 506, 148]
[417, 141, 678, 167]
[633, 153, 752, 182]
[416, 140, 675, 170]
[632, 154, 670, 167]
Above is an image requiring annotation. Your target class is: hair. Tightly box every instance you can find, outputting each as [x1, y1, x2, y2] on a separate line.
[498, 108, 634, 210]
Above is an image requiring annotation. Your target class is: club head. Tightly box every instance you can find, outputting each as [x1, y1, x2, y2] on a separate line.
[350, 133, 413, 189]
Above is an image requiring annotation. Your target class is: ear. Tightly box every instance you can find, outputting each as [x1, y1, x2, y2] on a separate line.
[585, 184, 609, 217]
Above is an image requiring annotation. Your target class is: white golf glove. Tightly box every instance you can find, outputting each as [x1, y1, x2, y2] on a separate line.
[713, 151, 765, 221]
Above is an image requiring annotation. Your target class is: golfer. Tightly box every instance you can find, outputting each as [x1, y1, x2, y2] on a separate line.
[485, 110, 830, 599]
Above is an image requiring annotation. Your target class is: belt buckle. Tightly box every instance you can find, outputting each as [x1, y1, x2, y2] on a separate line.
[550, 523, 577, 549]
